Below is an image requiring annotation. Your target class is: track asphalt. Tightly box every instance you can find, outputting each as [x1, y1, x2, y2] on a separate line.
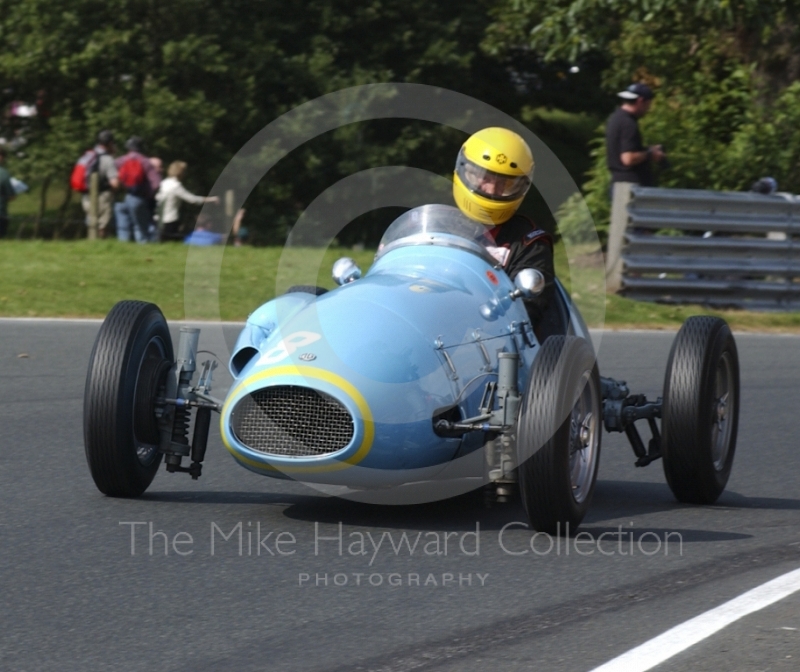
[1, 321, 799, 671]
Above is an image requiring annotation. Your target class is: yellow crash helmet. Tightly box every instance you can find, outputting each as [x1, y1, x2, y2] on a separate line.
[453, 127, 534, 226]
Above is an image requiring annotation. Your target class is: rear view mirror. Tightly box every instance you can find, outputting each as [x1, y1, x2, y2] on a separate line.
[511, 269, 545, 299]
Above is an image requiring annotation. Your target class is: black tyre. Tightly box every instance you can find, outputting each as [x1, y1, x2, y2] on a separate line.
[285, 285, 328, 296]
[517, 336, 601, 534]
[661, 316, 739, 504]
[84, 301, 174, 497]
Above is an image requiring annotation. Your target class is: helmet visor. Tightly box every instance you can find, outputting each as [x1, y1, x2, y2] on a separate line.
[455, 148, 531, 202]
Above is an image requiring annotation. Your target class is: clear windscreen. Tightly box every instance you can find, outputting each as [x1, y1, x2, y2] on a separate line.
[375, 204, 497, 263]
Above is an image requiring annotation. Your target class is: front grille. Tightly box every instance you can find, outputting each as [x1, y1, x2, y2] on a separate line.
[231, 385, 355, 457]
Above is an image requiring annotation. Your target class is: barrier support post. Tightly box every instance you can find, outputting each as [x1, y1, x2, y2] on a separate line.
[225, 189, 234, 231]
[87, 172, 99, 240]
[606, 182, 633, 293]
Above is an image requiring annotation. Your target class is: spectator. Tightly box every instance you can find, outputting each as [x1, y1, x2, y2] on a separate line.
[114, 136, 161, 243]
[0, 145, 15, 238]
[149, 157, 163, 178]
[184, 214, 223, 246]
[10, 178, 29, 195]
[156, 161, 219, 241]
[232, 208, 248, 246]
[147, 157, 164, 241]
[606, 83, 666, 192]
[80, 130, 119, 239]
[750, 177, 786, 242]
[751, 177, 778, 195]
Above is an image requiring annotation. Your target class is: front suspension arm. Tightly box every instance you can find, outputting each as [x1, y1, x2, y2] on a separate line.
[600, 376, 663, 467]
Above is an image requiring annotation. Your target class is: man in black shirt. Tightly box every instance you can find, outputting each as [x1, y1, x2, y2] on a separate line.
[605, 83, 666, 188]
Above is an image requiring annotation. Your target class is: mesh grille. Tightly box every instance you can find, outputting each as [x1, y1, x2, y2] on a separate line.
[231, 386, 355, 457]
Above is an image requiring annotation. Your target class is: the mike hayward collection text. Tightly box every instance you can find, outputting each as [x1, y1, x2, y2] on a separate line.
[119, 521, 683, 559]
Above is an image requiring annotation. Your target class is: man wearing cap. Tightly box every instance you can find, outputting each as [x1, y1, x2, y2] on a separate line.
[606, 83, 666, 189]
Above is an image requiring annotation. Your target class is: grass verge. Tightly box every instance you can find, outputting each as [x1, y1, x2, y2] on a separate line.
[0, 241, 376, 321]
[1, 240, 800, 331]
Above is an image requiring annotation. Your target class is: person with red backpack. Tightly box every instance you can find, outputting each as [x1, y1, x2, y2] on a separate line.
[71, 130, 119, 239]
[113, 136, 162, 243]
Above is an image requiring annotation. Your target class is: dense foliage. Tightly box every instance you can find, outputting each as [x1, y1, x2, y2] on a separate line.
[5, 1, 800, 244]
[2, 0, 596, 242]
[487, 0, 800, 241]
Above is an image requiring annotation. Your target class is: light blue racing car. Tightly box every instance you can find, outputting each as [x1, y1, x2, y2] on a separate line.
[84, 205, 740, 532]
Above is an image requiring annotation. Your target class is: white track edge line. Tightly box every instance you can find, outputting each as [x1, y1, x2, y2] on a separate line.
[588, 565, 800, 672]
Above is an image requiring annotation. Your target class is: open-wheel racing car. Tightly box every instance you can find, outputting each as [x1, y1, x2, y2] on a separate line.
[84, 204, 740, 532]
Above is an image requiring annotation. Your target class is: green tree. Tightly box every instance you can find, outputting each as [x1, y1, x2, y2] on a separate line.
[486, 0, 800, 242]
[0, 0, 539, 243]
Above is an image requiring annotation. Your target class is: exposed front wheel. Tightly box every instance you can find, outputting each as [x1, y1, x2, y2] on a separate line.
[661, 316, 739, 504]
[517, 336, 601, 534]
[84, 301, 174, 497]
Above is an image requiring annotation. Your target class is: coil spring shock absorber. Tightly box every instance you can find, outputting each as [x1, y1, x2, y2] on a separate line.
[163, 328, 199, 472]
[171, 405, 191, 446]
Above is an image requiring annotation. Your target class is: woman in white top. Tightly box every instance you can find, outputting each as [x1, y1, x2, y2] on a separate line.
[156, 161, 219, 241]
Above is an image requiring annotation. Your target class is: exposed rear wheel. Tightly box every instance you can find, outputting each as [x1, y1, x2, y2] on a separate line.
[661, 316, 739, 504]
[84, 301, 174, 497]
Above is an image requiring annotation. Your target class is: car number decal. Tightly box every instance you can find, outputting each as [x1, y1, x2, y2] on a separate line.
[256, 331, 322, 365]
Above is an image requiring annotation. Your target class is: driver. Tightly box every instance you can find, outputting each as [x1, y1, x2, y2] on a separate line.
[453, 127, 555, 324]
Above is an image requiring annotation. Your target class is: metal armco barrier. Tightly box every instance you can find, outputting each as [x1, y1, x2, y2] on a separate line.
[605, 183, 800, 310]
